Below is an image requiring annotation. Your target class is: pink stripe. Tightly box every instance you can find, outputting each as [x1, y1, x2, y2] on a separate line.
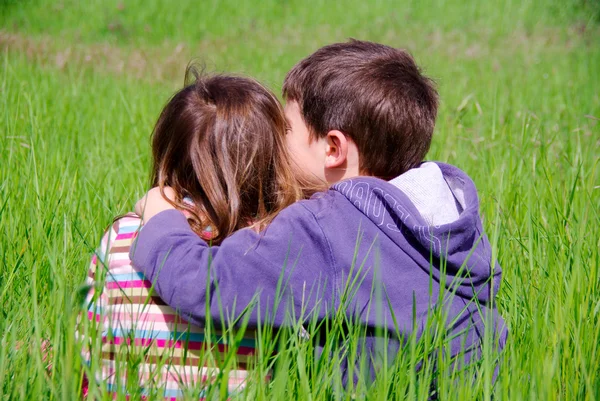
[104, 336, 256, 356]
[108, 260, 132, 269]
[105, 280, 151, 290]
[109, 311, 183, 324]
[87, 310, 102, 322]
[129, 365, 220, 384]
[119, 215, 140, 223]
[116, 232, 137, 240]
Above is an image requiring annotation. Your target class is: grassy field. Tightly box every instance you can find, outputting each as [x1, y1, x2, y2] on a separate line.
[1, 0, 599, 399]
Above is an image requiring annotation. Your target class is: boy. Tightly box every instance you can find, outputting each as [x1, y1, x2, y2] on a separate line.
[131, 39, 506, 382]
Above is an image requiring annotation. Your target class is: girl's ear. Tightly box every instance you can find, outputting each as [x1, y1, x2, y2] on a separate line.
[324, 130, 349, 169]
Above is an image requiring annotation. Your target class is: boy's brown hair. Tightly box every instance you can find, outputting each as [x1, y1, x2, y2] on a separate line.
[150, 67, 305, 244]
[283, 39, 438, 179]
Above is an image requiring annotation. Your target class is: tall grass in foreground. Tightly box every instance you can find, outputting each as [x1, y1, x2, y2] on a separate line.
[1, 0, 600, 398]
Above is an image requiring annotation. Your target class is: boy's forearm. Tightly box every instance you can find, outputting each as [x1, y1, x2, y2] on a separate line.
[130, 209, 215, 324]
[130, 206, 334, 328]
[129, 209, 280, 326]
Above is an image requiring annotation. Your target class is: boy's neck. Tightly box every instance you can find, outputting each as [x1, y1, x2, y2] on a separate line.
[325, 167, 362, 184]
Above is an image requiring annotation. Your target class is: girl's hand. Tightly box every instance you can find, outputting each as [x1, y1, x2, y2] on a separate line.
[135, 187, 178, 223]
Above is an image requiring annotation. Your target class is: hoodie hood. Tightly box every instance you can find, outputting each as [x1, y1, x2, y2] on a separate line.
[331, 162, 501, 305]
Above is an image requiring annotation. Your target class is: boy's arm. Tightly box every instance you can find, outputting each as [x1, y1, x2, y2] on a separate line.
[130, 206, 335, 328]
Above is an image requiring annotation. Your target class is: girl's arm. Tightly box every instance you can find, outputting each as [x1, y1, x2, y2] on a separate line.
[84, 222, 119, 325]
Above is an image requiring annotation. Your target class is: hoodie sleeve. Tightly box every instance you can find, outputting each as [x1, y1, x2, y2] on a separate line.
[130, 207, 336, 328]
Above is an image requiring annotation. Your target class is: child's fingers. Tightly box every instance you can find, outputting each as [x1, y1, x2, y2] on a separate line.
[135, 187, 177, 223]
[134, 194, 147, 217]
[161, 186, 176, 202]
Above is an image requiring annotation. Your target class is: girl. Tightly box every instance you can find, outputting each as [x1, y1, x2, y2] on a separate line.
[80, 68, 311, 399]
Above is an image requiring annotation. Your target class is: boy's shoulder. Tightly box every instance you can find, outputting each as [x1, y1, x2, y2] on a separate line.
[293, 188, 361, 220]
[255, 190, 352, 248]
[286, 177, 404, 223]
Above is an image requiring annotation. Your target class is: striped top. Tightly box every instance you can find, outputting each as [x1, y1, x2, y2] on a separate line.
[80, 213, 260, 399]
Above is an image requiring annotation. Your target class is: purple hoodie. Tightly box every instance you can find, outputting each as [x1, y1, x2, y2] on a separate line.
[131, 162, 506, 378]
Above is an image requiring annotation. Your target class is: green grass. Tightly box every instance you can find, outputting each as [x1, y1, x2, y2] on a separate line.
[2, 0, 598, 46]
[1, 0, 599, 399]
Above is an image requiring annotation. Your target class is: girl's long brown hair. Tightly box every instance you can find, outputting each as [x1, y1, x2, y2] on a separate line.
[150, 67, 312, 244]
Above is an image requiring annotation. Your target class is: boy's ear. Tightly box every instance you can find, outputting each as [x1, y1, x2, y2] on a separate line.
[324, 130, 348, 169]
